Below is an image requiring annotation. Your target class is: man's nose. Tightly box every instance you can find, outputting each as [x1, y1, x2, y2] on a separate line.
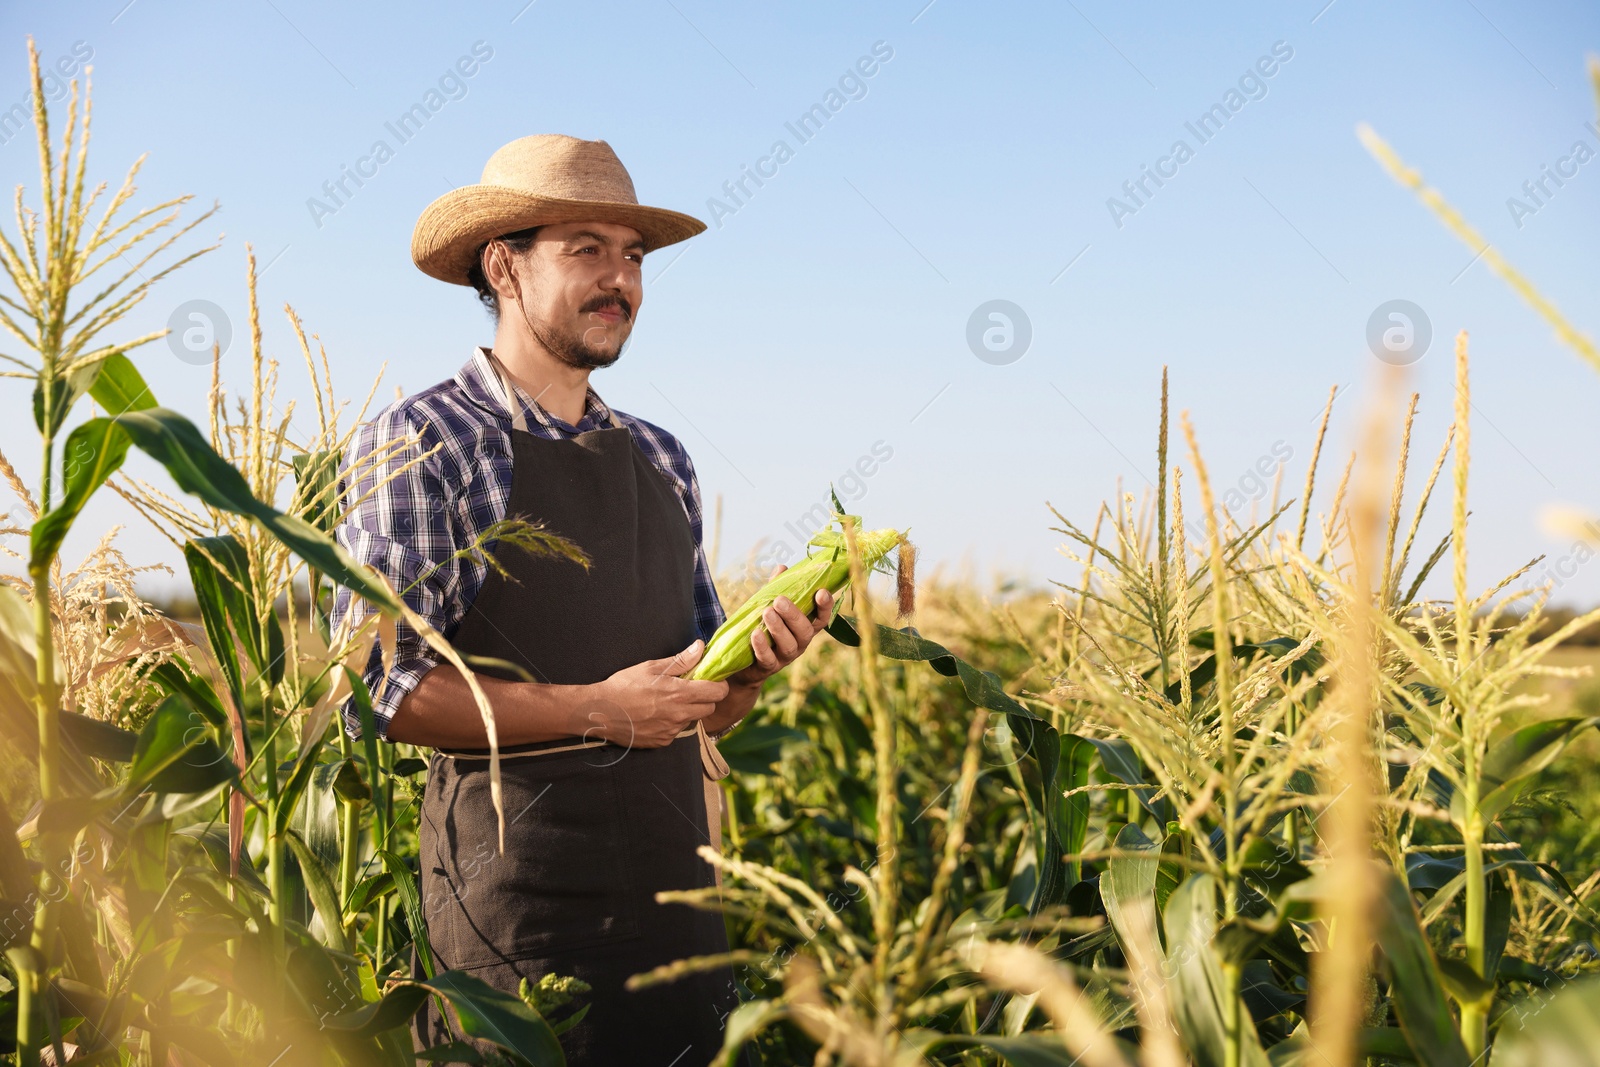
[606, 252, 639, 289]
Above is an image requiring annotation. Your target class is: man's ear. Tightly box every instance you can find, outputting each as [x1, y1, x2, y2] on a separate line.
[482, 239, 516, 305]
[481, 238, 503, 288]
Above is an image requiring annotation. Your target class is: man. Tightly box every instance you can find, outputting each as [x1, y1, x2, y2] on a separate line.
[331, 134, 833, 1063]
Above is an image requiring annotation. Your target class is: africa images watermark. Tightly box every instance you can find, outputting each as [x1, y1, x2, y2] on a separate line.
[0, 40, 93, 148]
[704, 40, 895, 228]
[1505, 119, 1600, 230]
[1106, 40, 1295, 230]
[1184, 440, 1295, 548]
[751, 440, 895, 575]
[1538, 516, 1600, 592]
[306, 40, 495, 229]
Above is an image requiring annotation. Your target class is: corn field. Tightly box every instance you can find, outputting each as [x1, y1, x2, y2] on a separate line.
[3, 36, 1600, 1067]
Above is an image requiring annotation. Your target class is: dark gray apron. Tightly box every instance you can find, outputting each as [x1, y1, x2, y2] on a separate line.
[410, 376, 737, 1064]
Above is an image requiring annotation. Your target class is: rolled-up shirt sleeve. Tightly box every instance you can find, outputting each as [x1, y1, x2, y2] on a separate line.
[330, 407, 463, 742]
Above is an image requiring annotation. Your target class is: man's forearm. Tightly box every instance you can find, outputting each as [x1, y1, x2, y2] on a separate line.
[385, 666, 590, 748]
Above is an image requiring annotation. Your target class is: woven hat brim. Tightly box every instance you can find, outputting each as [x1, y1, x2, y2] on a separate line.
[412, 185, 707, 285]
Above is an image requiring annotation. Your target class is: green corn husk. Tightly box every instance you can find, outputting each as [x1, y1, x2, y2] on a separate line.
[688, 523, 906, 681]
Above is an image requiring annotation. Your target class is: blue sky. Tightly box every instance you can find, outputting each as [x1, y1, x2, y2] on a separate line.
[4, 0, 1600, 606]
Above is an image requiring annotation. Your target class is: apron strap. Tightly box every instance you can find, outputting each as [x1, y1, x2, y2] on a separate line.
[487, 352, 530, 433]
[696, 720, 730, 781]
[438, 723, 703, 761]
[697, 720, 729, 881]
[487, 350, 626, 433]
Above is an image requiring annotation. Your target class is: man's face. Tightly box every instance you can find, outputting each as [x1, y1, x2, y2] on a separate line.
[495, 220, 644, 371]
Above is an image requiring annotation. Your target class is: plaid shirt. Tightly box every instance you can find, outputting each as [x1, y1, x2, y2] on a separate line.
[330, 346, 725, 741]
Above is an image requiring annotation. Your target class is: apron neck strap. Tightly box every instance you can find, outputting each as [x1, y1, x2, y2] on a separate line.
[486, 351, 623, 434]
[486, 351, 530, 433]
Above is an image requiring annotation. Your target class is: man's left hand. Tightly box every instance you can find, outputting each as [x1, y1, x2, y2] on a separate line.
[728, 565, 836, 688]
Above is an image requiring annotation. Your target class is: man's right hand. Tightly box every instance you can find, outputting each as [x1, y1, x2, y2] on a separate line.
[580, 640, 730, 748]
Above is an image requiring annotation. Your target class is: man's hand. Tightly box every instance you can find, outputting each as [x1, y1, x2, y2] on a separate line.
[727, 566, 837, 690]
[583, 640, 730, 748]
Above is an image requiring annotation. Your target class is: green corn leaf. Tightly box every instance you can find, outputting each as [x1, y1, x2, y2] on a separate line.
[1495, 956, 1560, 986]
[30, 416, 131, 570]
[284, 827, 350, 954]
[172, 824, 270, 898]
[292, 761, 347, 876]
[319, 970, 563, 1065]
[391, 757, 429, 778]
[1371, 866, 1471, 1067]
[1164, 873, 1272, 1067]
[33, 358, 110, 438]
[157, 1023, 237, 1067]
[88, 351, 157, 414]
[343, 871, 396, 917]
[1486, 868, 1512, 983]
[1101, 822, 1162, 959]
[112, 407, 402, 614]
[1056, 734, 1096, 888]
[277, 729, 352, 839]
[919, 1031, 1137, 1066]
[147, 661, 227, 729]
[1407, 852, 1466, 892]
[1489, 975, 1600, 1067]
[378, 849, 436, 980]
[127, 695, 236, 796]
[712, 723, 806, 775]
[824, 612, 1069, 1034]
[188, 534, 288, 694]
[713, 999, 787, 1065]
[1465, 716, 1600, 824]
[35, 793, 124, 837]
[182, 541, 246, 707]
[1267, 1027, 1416, 1066]
[349, 667, 386, 809]
[825, 614, 1033, 720]
[1157, 825, 1190, 914]
[332, 758, 373, 802]
[59, 709, 137, 762]
[283, 939, 368, 1039]
[1085, 737, 1170, 823]
[414, 1043, 487, 1064]
[291, 448, 342, 534]
[1237, 959, 1304, 1022]
[1435, 956, 1495, 1011]
[275, 749, 324, 838]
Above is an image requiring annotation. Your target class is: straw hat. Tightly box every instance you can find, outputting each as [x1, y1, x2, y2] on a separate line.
[411, 134, 706, 285]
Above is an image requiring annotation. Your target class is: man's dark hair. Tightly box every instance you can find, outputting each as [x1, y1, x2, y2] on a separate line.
[467, 225, 542, 318]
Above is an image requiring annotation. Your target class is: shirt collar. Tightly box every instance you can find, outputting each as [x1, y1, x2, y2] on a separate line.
[455, 346, 617, 433]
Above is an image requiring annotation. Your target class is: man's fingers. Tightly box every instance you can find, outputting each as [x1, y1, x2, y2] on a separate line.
[772, 595, 809, 629]
[657, 639, 705, 677]
[813, 589, 836, 627]
[673, 677, 729, 703]
[750, 626, 780, 671]
[763, 605, 801, 658]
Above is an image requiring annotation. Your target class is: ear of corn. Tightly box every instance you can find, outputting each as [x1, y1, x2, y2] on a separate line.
[688, 523, 906, 681]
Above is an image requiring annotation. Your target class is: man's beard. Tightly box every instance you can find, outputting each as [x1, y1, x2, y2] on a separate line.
[526, 298, 631, 371]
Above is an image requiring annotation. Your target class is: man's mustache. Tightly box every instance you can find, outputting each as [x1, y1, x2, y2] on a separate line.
[581, 296, 631, 320]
